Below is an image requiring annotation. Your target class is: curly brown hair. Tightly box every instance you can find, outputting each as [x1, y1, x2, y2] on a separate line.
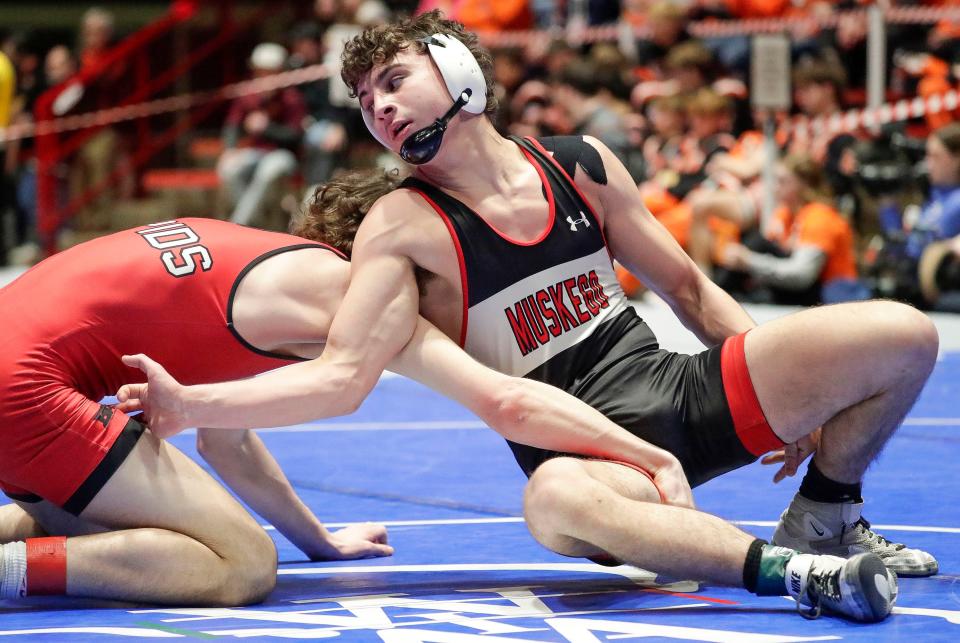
[340, 9, 498, 116]
[290, 169, 404, 257]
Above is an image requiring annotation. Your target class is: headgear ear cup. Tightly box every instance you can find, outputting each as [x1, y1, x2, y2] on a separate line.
[361, 33, 487, 156]
[423, 34, 486, 115]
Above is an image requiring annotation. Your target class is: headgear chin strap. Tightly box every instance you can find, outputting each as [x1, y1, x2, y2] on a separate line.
[362, 33, 487, 164]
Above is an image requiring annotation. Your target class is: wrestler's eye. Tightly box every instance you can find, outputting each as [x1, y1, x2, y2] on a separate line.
[387, 75, 403, 91]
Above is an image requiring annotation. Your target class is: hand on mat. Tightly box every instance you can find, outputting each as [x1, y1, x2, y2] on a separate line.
[315, 523, 394, 561]
[116, 354, 189, 439]
[654, 457, 696, 509]
[761, 427, 821, 483]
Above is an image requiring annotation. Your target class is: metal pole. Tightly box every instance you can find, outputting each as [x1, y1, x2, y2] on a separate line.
[866, 4, 887, 133]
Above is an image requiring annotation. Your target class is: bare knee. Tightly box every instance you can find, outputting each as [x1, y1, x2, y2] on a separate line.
[523, 458, 587, 550]
[204, 521, 277, 606]
[868, 301, 939, 379]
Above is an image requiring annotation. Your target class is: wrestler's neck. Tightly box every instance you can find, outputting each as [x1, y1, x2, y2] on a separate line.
[411, 115, 530, 200]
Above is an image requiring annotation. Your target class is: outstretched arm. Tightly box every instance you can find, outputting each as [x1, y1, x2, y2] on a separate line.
[196, 428, 392, 560]
[389, 319, 695, 508]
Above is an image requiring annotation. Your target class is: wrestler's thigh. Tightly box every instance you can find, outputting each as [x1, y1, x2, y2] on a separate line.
[577, 460, 662, 504]
[80, 429, 269, 556]
[743, 300, 935, 441]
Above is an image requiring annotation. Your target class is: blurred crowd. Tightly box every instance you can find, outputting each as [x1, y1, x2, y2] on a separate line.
[4, 0, 960, 311]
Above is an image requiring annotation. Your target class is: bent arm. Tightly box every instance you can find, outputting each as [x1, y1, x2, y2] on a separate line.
[196, 428, 338, 559]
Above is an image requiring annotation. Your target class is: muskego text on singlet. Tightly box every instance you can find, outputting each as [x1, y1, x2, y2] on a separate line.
[504, 270, 610, 356]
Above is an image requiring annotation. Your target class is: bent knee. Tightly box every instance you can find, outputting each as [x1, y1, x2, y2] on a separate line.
[523, 458, 587, 535]
[216, 530, 277, 606]
[868, 301, 939, 373]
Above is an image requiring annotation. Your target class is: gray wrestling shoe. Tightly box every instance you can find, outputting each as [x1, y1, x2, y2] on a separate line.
[772, 493, 938, 577]
[787, 551, 898, 622]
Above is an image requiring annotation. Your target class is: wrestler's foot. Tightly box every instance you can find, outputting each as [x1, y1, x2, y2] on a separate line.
[773, 493, 938, 577]
[787, 551, 897, 622]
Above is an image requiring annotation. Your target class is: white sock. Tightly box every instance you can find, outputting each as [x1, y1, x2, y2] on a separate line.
[0, 541, 27, 599]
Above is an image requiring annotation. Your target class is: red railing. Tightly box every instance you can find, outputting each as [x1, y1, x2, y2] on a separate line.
[33, 0, 275, 255]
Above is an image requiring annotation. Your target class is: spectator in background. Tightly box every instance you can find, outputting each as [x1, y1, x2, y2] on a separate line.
[288, 23, 351, 186]
[687, 107, 790, 276]
[639, 94, 686, 185]
[628, 89, 735, 280]
[789, 58, 863, 222]
[683, 89, 736, 173]
[552, 58, 631, 166]
[416, 0, 533, 32]
[2, 33, 44, 115]
[4, 46, 77, 264]
[491, 46, 529, 130]
[878, 123, 960, 309]
[70, 6, 134, 230]
[541, 39, 579, 82]
[717, 154, 864, 305]
[632, 39, 745, 109]
[0, 46, 13, 265]
[78, 7, 116, 75]
[508, 79, 573, 139]
[319, 0, 390, 166]
[633, 1, 691, 78]
[690, 0, 830, 74]
[218, 43, 305, 227]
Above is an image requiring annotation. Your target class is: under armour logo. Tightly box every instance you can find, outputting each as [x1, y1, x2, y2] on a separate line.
[566, 212, 591, 231]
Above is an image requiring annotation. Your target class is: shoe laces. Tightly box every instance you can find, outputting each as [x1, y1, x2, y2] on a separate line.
[796, 560, 842, 620]
[849, 517, 905, 552]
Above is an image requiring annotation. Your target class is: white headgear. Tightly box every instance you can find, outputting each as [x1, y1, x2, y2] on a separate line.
[361, 33, 487, 147]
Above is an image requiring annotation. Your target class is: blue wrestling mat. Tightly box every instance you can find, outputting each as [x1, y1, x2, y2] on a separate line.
[1, 352, 959, 641]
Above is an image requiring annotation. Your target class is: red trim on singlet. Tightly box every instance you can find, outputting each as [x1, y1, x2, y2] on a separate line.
[609, 460, 667, 503]
[487, 146, 556, 246]
[720, 332, 785, 456]
[524, 137, 613, 254]
[309, 241, 348, 260]
[405, 187, 470, 348]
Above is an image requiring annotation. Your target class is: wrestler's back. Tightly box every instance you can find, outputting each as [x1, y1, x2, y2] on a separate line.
[0, 219, 330, 399]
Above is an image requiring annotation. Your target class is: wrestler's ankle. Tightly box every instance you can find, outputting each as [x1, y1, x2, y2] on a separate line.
[0, 536, 67, 598]
[742, 538, 803, 597]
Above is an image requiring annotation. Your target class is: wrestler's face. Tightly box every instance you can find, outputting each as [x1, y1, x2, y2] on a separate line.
[926, 136, 960, 187]
[357, 49, 455, 154]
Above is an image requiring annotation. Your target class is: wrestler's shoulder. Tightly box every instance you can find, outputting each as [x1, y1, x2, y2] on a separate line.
[365, 186, 442, 228]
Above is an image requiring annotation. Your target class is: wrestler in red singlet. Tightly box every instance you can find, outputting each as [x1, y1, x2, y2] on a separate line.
[0, 218, 336, 514]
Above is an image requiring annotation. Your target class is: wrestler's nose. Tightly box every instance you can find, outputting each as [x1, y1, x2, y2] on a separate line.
[374, 99, 397, 128]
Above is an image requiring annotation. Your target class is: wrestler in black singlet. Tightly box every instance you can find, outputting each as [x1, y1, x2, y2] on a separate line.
[402, 136, 756, 487]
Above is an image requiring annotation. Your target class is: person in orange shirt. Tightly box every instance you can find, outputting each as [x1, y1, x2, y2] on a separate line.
[686, 111, 791, 276]
[416, 0, 532, 32]
[718, 154, 867, 305]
